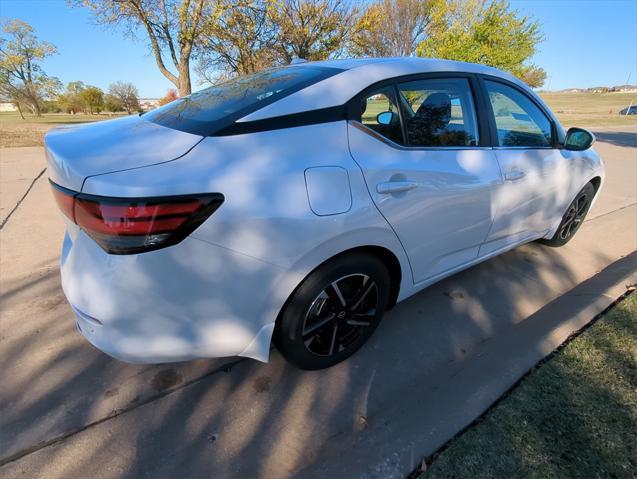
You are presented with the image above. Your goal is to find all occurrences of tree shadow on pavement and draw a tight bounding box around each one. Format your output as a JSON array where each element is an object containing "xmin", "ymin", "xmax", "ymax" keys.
[{"xmin": 1, "ymin": 235, "xmax": 629, "ymax": 479}]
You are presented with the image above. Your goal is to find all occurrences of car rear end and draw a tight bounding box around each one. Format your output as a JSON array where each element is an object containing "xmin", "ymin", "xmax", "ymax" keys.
[{"xmin": 45, "ymin": 65, "xmax": 350, "ymax": 364}]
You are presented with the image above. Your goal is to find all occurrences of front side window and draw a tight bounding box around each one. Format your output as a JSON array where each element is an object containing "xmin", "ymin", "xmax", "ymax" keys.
[
  {"xmin": 398, "ymin": 78, "xmax": 479, "ymax": 147},
  {"xmin": 485, "ymin": 80, "xmax": 552, "ymax": 147},
  {"xmin": 359, "ymin": 87, "xmax": 403, "ymax": 145},
  {"xmin": 144, "ymin": 66, "xmax": 340, "ymax": 135}
]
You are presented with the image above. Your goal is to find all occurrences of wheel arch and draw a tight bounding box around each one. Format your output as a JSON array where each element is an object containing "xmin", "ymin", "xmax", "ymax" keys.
[
  {"xmin": 323, "ymin": 245, "xmax": 402, "ymax": 310},
  {"xmin": 273, "ymin": 244, "xmax": 404, "ymax": 326},
  {"xmin": 589, "ymin": 176, "xmax": 602, "ymax": 193}
]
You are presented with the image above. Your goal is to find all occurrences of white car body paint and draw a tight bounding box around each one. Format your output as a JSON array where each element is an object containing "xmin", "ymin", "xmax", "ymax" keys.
[
  {"xmin": 46, "ymin": 58, "xmax": 605, "ymax": 364},
  {"xmin": 304, "ymin": 166, "xmax": 352, "ymax": 216}
]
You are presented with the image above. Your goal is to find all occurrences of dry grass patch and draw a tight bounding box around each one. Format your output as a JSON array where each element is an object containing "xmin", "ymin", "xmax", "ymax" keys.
[{"xmin": 0, "ymin": 112, "xmax": 125, "ymax": 148}]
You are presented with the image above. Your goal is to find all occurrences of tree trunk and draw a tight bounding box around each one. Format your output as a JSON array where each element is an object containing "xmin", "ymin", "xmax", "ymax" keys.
[
  {"xmin": 32, "ymin": 100, "xmax": 42, "ymax": 117},
  {"xmin": 178, "ymin": 61, "xmax": 192, "ymax": 96},
  {"xmin": 15, "ymin": 103, "xmax": 25, "ymax": 120}
]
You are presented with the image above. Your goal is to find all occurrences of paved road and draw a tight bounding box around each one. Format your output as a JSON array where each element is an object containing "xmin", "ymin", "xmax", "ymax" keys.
[{"xmin": 0, "ymin": 127, "xmax": 636, "ymax": 478}]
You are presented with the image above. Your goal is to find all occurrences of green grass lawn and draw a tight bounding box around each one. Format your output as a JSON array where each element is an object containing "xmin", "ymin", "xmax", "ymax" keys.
[{"xmin": 422, "ymin": 292, "xmax": 637, "ymax": 479}]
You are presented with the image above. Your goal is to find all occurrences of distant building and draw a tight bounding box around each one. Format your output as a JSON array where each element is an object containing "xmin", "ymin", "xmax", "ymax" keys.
[
  {"xmin": 613, "ymin": 84, "xmax": 637, "ymax": 92},
  {"xmin": 138, "ymin": 98, "xmax": 160, "ymax": 110}
]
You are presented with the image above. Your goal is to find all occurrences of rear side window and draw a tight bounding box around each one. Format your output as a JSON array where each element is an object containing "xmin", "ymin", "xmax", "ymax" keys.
[
  {"xmin": 398, "ymin": 78, "xmax": 479, "ymax": 147},
  {"xmin": 359, "ymin": 87, "xmax": 404, "ymax": 145},
  {"xmin": 144, "ymin": 66, "xmax": 340, "ymax": 136},
  {"xmin": 485, "ymin": 80, "xmax": 552, "ymax": 147}
]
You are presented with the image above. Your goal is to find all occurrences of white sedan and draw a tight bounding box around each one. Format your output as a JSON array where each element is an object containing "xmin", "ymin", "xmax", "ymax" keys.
[{"xmin": 46, "ymin": 57, "xmax": 604, "ymax": 370}]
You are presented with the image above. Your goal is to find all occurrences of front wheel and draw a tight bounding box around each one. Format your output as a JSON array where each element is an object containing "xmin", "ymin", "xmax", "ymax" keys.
[
  {"xmin": 274, "ymin": 253, "xmax": 391, "ymax": 370},
  {"xmin": 540, "ymin": 182, "xmax": 595, "ymax": 247}
]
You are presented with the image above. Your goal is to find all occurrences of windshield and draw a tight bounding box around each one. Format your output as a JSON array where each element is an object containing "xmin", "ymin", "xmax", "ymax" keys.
[{"xmin": 143, "ymin": 66, "xmax": 341, "ymax": 136}]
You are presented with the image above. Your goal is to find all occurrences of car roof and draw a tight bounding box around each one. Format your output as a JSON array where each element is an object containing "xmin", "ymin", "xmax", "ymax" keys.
[
  {"xmin": 239, "ymin": 57, "xmax": 530, "ymax": 122},
  {"xmin": 295, "ymin": 57, "xmax": 505, "ymax": 75}
]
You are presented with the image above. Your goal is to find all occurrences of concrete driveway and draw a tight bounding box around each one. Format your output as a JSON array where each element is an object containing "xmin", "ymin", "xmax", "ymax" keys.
[{"xmin": 1, "ymin": 127, "xmax": 636, "ymax": 478}]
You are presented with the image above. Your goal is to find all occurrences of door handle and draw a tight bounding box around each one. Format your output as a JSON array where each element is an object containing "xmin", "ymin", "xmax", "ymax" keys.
[
  {"xmin": 504, "ymin": 170, "xmax": 526, "ymax": 182},
  {"xmin": 376, "ymin": 181, "xmax": 419, "ymax": 194}
]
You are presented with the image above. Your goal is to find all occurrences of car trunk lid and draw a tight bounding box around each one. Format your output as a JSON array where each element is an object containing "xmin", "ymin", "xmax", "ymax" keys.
[{"xmin": 45, "ymin": 115, "xmax": 203, "ymax": 191}]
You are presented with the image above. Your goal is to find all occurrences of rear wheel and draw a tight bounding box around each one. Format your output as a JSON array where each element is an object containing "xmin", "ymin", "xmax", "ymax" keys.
[
  {"xmin": 540, "ymin": 182, "xmax": 595, "ymax": 247},
  {"xmin": 275, "ymin": 253, "xmax": 390, "ymax": 370}
]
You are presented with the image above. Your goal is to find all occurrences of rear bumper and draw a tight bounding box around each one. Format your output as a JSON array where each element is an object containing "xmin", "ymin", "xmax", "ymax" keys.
[{"xmin": 61, "ymin": 231, "xmax": 283, "ymax": 363}]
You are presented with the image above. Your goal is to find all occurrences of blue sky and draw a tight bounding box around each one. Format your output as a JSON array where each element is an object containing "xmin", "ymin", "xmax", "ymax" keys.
[{"xmin": 1, "ymin": 0, "xmax": 636, "ymax": 97}]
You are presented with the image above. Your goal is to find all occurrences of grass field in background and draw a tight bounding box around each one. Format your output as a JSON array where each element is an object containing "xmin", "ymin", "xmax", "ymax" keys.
[
  {"xmin": 422, "ymin": 292, "xmax": 637, "ymax": 479},
  {"xmin": 540, "ymin": 91, "xmax": 637, "ymax": 128},
  {"xmin": 1, "ymin": 91, "xmax": 635, "ymax": 148},
  {"xmin": 0, "ymin": 112, "xmax": 125, "ymax": 148}
]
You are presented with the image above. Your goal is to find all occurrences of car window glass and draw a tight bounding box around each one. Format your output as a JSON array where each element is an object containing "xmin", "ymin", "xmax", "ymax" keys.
[
  {"xmin": 485, "ymin": 80, "xmax": 552, "ymax": 147},
  {"xmin": 359, "ymin": 87, "xmax": 404, "ymax": 145},
  {"xmin": 143, "ymin": 66, "xmax": 340, "ymax": 135},
  {"xmin": 397, "ymin": 78, "xmax": 479, "ymax": 147}
]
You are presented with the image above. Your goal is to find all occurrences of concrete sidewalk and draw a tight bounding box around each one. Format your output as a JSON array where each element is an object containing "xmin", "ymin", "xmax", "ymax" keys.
[{"xmin": 0, "ymin": 128, "xmax": 635, "ymax": 478}]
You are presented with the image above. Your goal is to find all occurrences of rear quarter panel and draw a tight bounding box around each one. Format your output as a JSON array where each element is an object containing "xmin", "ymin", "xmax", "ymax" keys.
[{"xmin": 81, "ymin": 121, "xmax": 412, "ymax": 328}]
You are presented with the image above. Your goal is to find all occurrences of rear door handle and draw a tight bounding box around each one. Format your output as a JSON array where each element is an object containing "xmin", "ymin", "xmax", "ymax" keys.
[
  {"xmin": 504, "ymin": 170, "xmax": 526, "ymax": 182},
  {"xmin": 376, "ymin": 181, "xmax": 419, "ymax": 194}
]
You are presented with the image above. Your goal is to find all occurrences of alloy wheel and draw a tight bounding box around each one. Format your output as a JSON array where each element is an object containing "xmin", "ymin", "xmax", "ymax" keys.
[
  {"xmin": 301, "ymin": 273, "xmax": 379, "ymax": 357},
  {"xmin": 559, "ymin": 192, "xmax": 590, "ymax": 240}
]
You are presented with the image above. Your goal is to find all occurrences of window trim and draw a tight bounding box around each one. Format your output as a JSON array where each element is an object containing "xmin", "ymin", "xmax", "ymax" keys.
[
  {"xmin": 144, "ymin": 65, "xmax": 345, "ymax": 137},
  {"xmin": 358, "ymin": 85, "xmax": 407, "ymax": 145},
  {"xmin": 478, "ymin": 74, "xmax": 558, "ymax": 149},
  {"xmin": 396, "ymin": 76, "xmax": 482, "ymax": 148},
  {"xmin": 346, "ymin": 72, "xmax": 495, "ymax": 150}
]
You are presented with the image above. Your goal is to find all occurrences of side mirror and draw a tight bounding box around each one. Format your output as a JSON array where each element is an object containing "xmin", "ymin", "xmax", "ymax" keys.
[
  {"xmin": 564, "ymin": 127, "xmax": 595, "ymax": 151},
  {"xmin": 377, "ymin": 111, "xmax": 397, "ymax": 125}
]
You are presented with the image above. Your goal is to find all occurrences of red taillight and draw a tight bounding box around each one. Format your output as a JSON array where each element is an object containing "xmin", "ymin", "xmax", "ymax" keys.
[
  {"xmin": 51, "ymin": 183, "xmax": 76, "ymax": 222},
  {"xmin": 50, "ymin": 181, "xmax": 224, "ymax": 254},
  {"xmin": 74, "ymin": 198, "xmax": 203, "ymax": 236}
]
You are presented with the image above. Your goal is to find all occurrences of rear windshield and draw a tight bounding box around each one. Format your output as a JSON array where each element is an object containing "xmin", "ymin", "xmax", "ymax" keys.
[{"xmin": 143, "ymin": 66, "xmax": 341, "ymax": 136}]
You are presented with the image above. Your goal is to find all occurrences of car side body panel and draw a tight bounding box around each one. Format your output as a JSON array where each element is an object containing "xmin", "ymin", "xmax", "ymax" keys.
[
  {"xmin": 347, "ymin": 122, "xmax": 502, "ymax": 283},
  {"xmin": 69, "ymin": 121, "xmax": 412, "ymax": 362}
]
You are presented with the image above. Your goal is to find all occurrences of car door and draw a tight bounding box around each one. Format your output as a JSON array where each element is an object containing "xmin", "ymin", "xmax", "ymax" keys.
[
  {"xmin": 348, "ymin": 75, "xmax": 502, "ymax": 284},
  {"xmin": 479, "ymin": 79, "xmax": 571, "ymax": 256}
]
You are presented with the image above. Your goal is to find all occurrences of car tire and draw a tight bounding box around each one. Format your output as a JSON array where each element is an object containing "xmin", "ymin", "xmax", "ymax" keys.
[
  {"xmin": 540, "ymin": 182, "xmax": 595, "ymax": 247},
  {"xmin": 274, "ymin": 252, "xmax": 391, "ymax": 370}
]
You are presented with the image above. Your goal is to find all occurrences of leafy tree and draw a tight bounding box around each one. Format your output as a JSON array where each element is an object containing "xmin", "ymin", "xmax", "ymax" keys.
[
  {"xmin": 158, "ymin": 88, "xmax": 179, "ymax": 105},
  {"xmin": 0, "ymin": 19, "xmax": 61, "ymax": 118},
  {"xmin": 104, "ymin": 93, "xmax": 124, "ymax": 112},
  {"xmin": 416, "ymin": 0, "xmax": 546, "ymax": 87},
  {"xmin": 108, "ymin": 81, "xmax": 140, "ymax": 113},
  {"xmin": 57, "ymin": 81, "xmax": 87, "ymax": 114},
  {"xmin": 73, "ymin": 0, "xmax": 211, "ymax": 96},
  {"xmin": 79, "ymin": 86, "xmax": 104, "ymax": 114},
  {"xmin": 198, "ymin": 0, "xmax": 277, "ymax": 81},
  {"xmin": 269, "ymin": 0, "xmax": 357, "ymax": 64},
  {"xmin": 199, "ymin": 0, "xmax": 356, "ymax": 80},
  {"xmin": 518, "ymin": 68, "xmax": 547, "ymax": 89},
  {"xmin": 351, "ymin": 0, "xmax": 431, "ymax": 57}
]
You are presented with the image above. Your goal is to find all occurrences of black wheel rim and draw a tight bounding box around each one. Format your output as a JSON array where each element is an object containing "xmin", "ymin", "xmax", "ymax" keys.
[
  {"xmin": 301, "ymin": 274, "xmax": 379, "ymax": 357},
  {"xmin": 559, "ymin": 192, "xmax": 589, "ymax": 240}
]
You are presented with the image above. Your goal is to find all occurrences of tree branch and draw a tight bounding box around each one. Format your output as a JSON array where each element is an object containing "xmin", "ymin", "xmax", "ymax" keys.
[{"xmin": 124, "ymin": 0, "xmax": 179, "ymax": 85}]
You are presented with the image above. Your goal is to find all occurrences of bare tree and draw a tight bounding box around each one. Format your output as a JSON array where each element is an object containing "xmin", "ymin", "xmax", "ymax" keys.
[
  {"xmin": 197, "ymin": 0, "xmax": 277, "ymax": 82},
  {"xmin": 198, "ymin": 0, "xmax": 357, "ymax": 82},
  {"xmin": 0, "ymin": 19, "xmax": 61, "ymax": 117},
  {"xmin": 351, "ymin": 0, "xmax": 431, "ymax": 57},
  {"xmin": 270, "ymin": 0, "xmax": 358, "ymax": 64},
  {"xmin": 108, "ymin": 81, "xmax": 140, "ymax": 113},
  {"xmin": 73, "ymin": 0, "xmax": 210, "ymax": 95}
]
